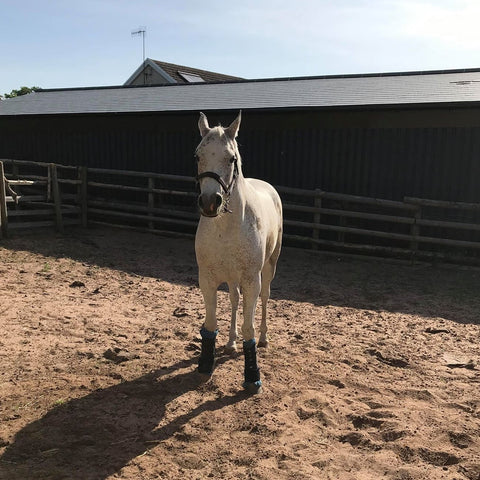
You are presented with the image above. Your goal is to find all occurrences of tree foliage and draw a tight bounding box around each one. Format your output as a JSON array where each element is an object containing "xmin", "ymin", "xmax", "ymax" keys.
[{"xmin": 3, "ymin": 86, "xmax": 40, "ymax": 99}]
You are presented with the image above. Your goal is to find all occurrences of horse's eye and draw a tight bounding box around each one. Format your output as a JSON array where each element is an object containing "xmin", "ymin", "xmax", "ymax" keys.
[
  {"xmin": 195, "ymin": 155, "xmax": 200, "ymax": 163},
  {"xmin": 230, "ymin": 156, "xmax": 236, "ymax": 164}
]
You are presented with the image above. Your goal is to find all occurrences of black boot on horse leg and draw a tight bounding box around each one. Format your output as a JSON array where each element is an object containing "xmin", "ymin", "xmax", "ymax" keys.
[
  {"xmin": 198, "ymin": 326, "xmax": 218, "ymax": 375},
  {"xmin": 243, "ymin": 339, "xmax": 262, "ymax": 394}
]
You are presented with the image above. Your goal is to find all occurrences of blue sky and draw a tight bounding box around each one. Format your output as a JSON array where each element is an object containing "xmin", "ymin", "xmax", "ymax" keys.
[{"xmin": 2, "ymin": 0, "xmax": 480, "ymax": 95}]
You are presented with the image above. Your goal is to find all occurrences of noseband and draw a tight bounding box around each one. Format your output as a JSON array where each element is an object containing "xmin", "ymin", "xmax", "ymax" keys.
[{"xmin": 196, "ymin": 156, "xmax": 239, "ymax": 213}]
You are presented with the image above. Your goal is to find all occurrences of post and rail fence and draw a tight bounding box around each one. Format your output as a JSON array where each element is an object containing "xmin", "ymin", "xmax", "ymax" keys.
[{"xmin": 1, "ymin": 159, "xmax": 480, "ymax": 265}]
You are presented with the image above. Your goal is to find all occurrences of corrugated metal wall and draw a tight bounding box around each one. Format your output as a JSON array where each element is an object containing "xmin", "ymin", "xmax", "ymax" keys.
[
  {"xmin": 240, "ymin": 125, "xmax": 480, "ymax": 202},
  {"xmin": 1, "ymin": 108, "xmax": 480, "ymax": 203}
]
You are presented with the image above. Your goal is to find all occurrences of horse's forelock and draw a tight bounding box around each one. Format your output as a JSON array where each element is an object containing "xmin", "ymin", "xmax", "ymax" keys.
[
  {"xmin": 198, "ymin": 126, "xmax": 242, "ymax": 166},
  {"xmin": 201, "ymin": 127, "xmax": 233, "ymax": 147}
]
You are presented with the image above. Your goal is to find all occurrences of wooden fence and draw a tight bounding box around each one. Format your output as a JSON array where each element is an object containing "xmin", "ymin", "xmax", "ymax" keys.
[
  {"xmin": 1, "ymin": 159, "xmax": 480, "ymax": 264},
  {"xmin": 0, "ymin": 159, "xmax": 81, "ymax": 237}
]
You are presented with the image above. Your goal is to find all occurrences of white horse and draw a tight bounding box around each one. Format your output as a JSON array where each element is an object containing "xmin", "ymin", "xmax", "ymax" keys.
[{"xmin": 194, "ymin": 111, "xmax": 283, "ymax": 393}]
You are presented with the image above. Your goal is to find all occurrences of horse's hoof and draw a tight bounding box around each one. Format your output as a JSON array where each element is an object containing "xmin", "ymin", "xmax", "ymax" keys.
[
  {"xmin": 224, "ymin": 344, "xmax": 237, "ymax": 355},
  {"xmin": 243, "ymin": 380, "xmax": 263, "ymax": 394},
  {"xmin": 257, "ymin": 340, "xmax": 269, "ymax": 348},
  {"xmin": 198, "ymin": 372, "xmax": 213, "ymax": 383},
  {"xmin": 198, "ymin": 358, "xmax": 215, "ymax": 376}
]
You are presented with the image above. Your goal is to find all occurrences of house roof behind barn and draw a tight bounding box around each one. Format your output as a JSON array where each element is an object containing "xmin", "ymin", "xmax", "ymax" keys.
[
  {"xmin": 3, "ymin": 68, "xmax": 480, "ymax": 116},
  {"xmin": 124, "ymin": 58, "xmax": 244, "ymax": 85}
]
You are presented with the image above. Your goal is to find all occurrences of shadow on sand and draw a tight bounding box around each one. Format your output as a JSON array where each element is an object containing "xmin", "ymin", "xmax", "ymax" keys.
[{"xmin": 0, "ymin": 355, "xmax": 245, "ymax": 480}]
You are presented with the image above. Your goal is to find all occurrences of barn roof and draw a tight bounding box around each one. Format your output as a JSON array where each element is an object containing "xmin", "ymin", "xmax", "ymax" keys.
[{"xmin": 3, "ymin": 68, "xmax": 480, "ymax": 116}]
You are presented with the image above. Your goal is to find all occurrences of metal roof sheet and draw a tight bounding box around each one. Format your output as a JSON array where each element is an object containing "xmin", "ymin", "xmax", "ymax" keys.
[{"xmin": 2, "ymin": 69, "xmax": 480, "ymax": 116}]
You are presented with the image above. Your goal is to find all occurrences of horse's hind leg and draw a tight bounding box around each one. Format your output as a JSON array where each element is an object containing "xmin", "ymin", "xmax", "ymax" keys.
[
  {"xmin": 259, "ymin": 249, "xmax": 280, "ymax": 348},
  {"xmin": 225, "ymin": 282, "xmax": 240, "ymax": 353}
]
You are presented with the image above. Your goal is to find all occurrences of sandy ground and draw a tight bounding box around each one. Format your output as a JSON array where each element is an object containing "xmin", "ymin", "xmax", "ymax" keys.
[{"xmin": 0, "ymin": 226, "xmax": 479, "ymax": 480}]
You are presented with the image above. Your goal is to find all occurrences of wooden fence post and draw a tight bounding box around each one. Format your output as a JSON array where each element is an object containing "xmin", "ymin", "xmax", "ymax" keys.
[
  {"xmin": 312, "ymin": 188, "xmax": 322, "ymax": 250},
  {"xmin": 11, "ymin": 161, "xmax": 20, "ymax": 210},
  {"xmin": 78, "ymin": 166, "xmax": 88, "ymax": 227},
  {"xmin": 148, "ymin": 176, "xmax": 155, "ymax": 230},
  {"xmin": 49, "ymin": 163, "xmax": 64, "ymax": 234},
  {"xmin": 0, "ymin": 162, "xmax": 7, "ymax": 238},
  {"xmin": 407, "ymin": 200, "xmax": 421, "ymax": 263},
  {"xmin": 338, "ymin": 201, "xmax": 347, "ymax": 245}
]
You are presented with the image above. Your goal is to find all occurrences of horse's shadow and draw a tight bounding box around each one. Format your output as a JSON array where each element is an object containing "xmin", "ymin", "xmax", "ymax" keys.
[{"xmin": 1, "ymin": 355, "xmax": 244, "ymax": 480}]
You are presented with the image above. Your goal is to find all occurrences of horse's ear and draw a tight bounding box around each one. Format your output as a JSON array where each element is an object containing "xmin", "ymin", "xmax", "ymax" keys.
[
  {"xmin": 225, "ymin": 111, "xmax": 241, "ymax": 140},
  {"xmin": 198, "ymin": 112, "xmax": 210, "ymax": 137}
]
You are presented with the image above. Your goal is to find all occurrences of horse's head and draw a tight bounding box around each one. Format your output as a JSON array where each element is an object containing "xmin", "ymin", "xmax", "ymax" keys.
[{"xmin": 195, "ymin": 112, "xmax": 242, "ymax": 217}]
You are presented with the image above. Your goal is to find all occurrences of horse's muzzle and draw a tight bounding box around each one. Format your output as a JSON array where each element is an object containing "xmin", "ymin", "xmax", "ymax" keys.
[{"xmin": 198, "ymin": 193, "xmax": 223, "ymax": 217}]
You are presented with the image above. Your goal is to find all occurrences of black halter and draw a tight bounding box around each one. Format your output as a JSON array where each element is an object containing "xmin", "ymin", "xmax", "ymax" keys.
[{"xmin": 196, "ymin": 156, "xmax": 239, "ymax": 212}]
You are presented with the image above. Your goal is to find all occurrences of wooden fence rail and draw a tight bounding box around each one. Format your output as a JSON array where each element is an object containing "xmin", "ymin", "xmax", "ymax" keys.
[
  {"xmin": 1, "ymin": 159, "xmax": 480, "ymax": 264},
  {"xmin": 0, "ymin": 159, "xmax": 81, "ymax": 235}
]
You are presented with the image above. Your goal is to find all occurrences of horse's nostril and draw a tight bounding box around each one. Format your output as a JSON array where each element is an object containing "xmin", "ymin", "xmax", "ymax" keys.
[{"xmin": 198, "ymin": 193, "xmax": 221, "ymax": 215}]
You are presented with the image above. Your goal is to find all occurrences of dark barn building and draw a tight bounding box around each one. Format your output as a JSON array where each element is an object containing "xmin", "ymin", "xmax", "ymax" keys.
[{"xmin": 2, "ymin": 68, "xmax": 480, "ymax": 203}]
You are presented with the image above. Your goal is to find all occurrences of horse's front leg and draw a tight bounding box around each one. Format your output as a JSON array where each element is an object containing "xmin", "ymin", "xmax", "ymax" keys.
[
  {"xmin": 198, "ymin": 275, "xmax": 218, "ymax": 376},
  {"xmin": 241, "ymin": 273, "xmax": 262, "ymax": 393},
  {"xmin": 259, "ymin": 254, "xmax": 279, "ymax": 348},
  {"xmin": 225, "ymin": 283, "xmax": 240, "ymax": 353}
]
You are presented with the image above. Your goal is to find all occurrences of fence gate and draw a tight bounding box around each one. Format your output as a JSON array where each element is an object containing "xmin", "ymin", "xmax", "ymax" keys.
[{"xmin": 0, "ymin": 159, "xmax": 82, "ymax": 237}]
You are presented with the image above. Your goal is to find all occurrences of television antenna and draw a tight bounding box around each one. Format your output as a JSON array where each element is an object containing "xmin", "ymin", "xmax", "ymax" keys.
[{"xmin": 131, "ymin": 26, "xmax": 147, "ymax": 84}]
